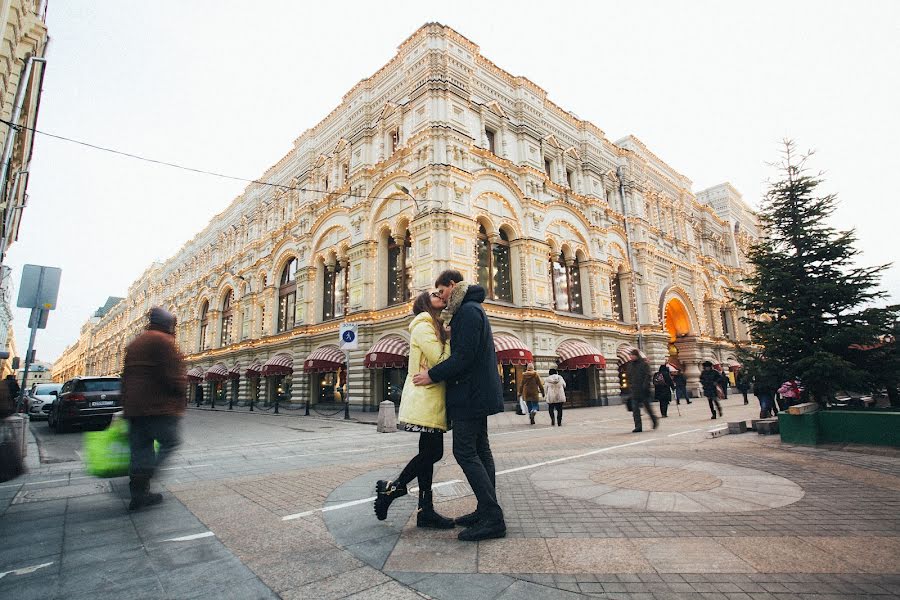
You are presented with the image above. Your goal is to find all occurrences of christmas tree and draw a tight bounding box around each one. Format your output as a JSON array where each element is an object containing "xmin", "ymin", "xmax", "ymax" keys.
[{"xmin": 735, "ymin": 141, "xmax": 899, "ymax": 405}]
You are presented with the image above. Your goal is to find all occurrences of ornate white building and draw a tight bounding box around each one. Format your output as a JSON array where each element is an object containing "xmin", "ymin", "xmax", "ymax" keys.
[{"xmin": 54, "ymin": 23, "xmax": 758, "ymax": 410}]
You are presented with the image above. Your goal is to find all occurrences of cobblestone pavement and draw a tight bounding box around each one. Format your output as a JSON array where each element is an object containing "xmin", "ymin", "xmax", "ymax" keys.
[{"xmin": 2, "ymin": 398, "xmax": 899, "ymax": 599}]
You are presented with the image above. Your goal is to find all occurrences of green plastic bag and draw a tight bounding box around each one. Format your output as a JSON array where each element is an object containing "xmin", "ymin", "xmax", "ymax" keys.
[{"xmin": 83, "ymin": 418, "xmax": 130, "ymax": 478}]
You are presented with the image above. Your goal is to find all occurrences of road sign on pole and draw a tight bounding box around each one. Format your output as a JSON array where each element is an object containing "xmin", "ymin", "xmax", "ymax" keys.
[
  {"xmin": 17, "ymin": 264, "xmax": 61, "ymax": 309},
  {"xmin": 339, "ymin": 323, "xmax": 358, "ymax": 350}
]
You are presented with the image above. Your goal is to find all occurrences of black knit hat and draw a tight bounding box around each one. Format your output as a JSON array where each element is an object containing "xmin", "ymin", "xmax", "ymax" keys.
[{"xmin": 148, "ymin": 307, "xmax": 176, "ymax": 333}]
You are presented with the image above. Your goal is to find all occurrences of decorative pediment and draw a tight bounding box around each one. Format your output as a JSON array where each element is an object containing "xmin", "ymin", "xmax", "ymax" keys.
[
  {"xmin": 333, "ymin": 138, "xmax": 349, "ymax": 154},
  {"xmin": 485, "ymin": 100, "xmax": 506, "ymax": 118},
  {"xmin": 313, "ymin": 154, "xmax": 327, "ymax": 168},
  {"xmin": 378, "ymin": 101, "xmax": 399, "ymax": 121},
  {"xmin": 544, "ymin": 134, "xmax": 563, "ymax": 149},
  {"xmin": 565, "ymin": 146, "xmax": 580, "ymax": 159}
]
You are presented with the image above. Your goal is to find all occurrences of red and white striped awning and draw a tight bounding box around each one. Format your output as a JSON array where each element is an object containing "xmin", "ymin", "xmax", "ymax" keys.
[
  {"xmin": 616, "ymin": 345, "xmax": 640, "ymax": 364},
  {"xmin": 557, "ymin": 340, "xmax": 606, "ymax": 370},
  {"xmin": 364, "ymin": 335, "xmax": 409, "ymax": 369},
  {"xmin": 228, "ymin": 363, "xmax": 242, "ymax": 380},
  {"xmin": 186, "ymin": 367, "xmax": 204, "ymax": 381},
  {"xmin": 304, "ymin": 345, "xmax": 345, "ymax": 373},
  {"xmin": 204, "ymin": 363, "xmax": 230, "ymax": 381},
  {"xmin": 262, "ymin": 353, "xmax": 294, "ymax": 376},
  {"xmin": 494, "ymin": 333, "xmax": 534, "ymax": 366},
  {"xmin": 245, "ymin": 362, "xmax": 262, "ymax": 377}
]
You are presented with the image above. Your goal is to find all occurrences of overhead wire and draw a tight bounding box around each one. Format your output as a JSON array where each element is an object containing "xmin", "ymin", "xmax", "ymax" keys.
[{"xmin": 0, "ymin": 117, "xmax": 409, "ymax": 202}]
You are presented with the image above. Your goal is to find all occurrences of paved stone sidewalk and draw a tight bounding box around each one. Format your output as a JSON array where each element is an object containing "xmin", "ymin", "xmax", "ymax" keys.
[{"xmin": 3, "ymin": 398, "xmax": 899, "ymax": 598}]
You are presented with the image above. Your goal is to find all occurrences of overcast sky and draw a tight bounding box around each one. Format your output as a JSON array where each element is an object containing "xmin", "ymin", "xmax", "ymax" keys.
[{"xmin": 7, "ymin": 0, "xmax": 899, "ymax": 364}]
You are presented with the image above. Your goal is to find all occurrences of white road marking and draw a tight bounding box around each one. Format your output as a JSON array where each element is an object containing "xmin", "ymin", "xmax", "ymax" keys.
[
  {"xmin": 162, "ymin": 531, "xmax": 215, "ymax": 542},
  {"xmin": 707, "ymin": 426, "xmax": 728, "ymax": 432},
  {"xmin": 0, "ymin": 561, "xmax": 54, "ymax": 579},
  {"xmin": 668, "ymin": 428, "xmax": 703, "ymax": 437},
  {"xmin": 159, "ymin": 464, "xmax": 212, "ymax": 471}
]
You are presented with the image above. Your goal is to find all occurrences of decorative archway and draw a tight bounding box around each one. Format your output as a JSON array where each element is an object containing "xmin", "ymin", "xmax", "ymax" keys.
[{"xmin": 664, "ymin": 297, "xmax": 692, "ymax": 342}]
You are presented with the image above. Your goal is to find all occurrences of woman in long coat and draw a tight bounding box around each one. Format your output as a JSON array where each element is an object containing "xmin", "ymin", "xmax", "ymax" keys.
[
  {"xmin": 653, "ymin": 364, "xmax": 675, "ymax": 417},
  {"xmin": 519, "ymin": 364, "xmax": 544, "ymax": 425},
  {"xmin": 374, "ymin": 291, "xmax": 454, "ymax": 529}
]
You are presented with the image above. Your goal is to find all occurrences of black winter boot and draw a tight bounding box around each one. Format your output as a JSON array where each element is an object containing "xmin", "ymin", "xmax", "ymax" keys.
[
  {"xmin": 128, "ymin": 475, "xmax": 163, "ymax": 511},
  {"xmin": 416, "ymin": 490, "xmax": 455, "ymax": 529},
  {"xmin": 374, "ymin": 479, "xmax": 408, "ymax": 520}
]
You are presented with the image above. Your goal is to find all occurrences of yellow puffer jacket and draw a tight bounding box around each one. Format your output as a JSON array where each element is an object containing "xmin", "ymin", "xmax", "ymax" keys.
[{"xmin": 398, "ymin": 312, "xmax": 451, "ymax": 431}]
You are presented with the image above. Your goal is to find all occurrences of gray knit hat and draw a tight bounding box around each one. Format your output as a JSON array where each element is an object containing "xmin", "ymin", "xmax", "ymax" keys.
[{"xmin": 147, "ymin": 307, "xmax": 176, "ymax": 334}]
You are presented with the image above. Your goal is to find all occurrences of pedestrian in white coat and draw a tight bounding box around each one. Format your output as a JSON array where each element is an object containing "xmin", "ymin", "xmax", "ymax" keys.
[{"xmin": 544, "ymin": 368, "xmax": 567, "ymax": 426}]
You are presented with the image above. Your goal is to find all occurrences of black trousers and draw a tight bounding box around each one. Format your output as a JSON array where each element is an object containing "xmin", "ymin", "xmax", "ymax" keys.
[
  {"xmin": 549, "ymin": 403, "xmax": 563, "ymax": 423},
  {"xmin": 128, "ymin": 416, "xmax": 181, "ymax": 478},
  {"xmin": 706, "ymin": 395, "xmax": 723, "ymax": 416},
  {"xmin": 453, "ymin": 417, "xmax": 503, "ymax": 522},
  {"xmin": 632, "ymin": 396, "xmax": 657, "ymax": 430},
  {"xmin": 396, "ymin": 431, "xmax": 444, "ymax": 492}
]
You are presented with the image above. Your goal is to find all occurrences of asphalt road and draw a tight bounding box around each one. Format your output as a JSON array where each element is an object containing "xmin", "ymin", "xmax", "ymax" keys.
[{"xmin": 28, "ymin": 416, "xmax": 97, "ymax": 464}]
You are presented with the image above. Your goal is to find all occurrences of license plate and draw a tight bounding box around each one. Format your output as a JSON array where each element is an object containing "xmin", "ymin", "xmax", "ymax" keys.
[{"xmin": 91, "ymin": 400, "xmax": 115, "ymax": 407}]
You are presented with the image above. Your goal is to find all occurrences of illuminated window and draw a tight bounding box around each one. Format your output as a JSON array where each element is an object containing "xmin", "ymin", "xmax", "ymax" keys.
[
  {"xmin": 199, "ymin": 301, "xmax": 209, "ymax": 351},
  {"xmin": 277, "ymin": 258, "xmax": 298, "ymax": 332},
  {"xmin": 387, "ymin": 231, "xmax": 412, "ymax": 305},
  {"xmin": 477, "ymin": 225, "xmax": 512, "ymax": 302},
  {"xmin": 220, "ymin": 291, "xmax": 233, "ymax": 346}
]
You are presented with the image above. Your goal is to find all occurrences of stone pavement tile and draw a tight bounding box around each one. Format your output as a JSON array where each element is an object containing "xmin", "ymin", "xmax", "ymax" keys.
[
  {"xmin": 634, "ymin": 538, "xmax": 755, "ymax": 573},
  {"xmin": 0, "ymin": 572, "xmax": 59, "ymax": 600},
  {"xmin": 145, "ymin": 536, "xmax": 237, "ymax": 572},
  {"xmin": 546, "ymin": 538, "xmax": 653, "ymax": 573},
  {"xmin": 385, "ymin": 571, "xmax": 433, "ymax": 585},
  {"xmin": 247, "ymin": 547, "xmax": 364, "ymax": 593},
  {"xmin": 181, "ymin": 577, "xmax": 278, "ymax": 600},
  {"xmin": 383, "ymin": 533, "xmax": 477, "ymax": 573},
  {"xmin": 158, "ymin": 556, "xmax": 259, "ymax": 598},
  {"xmin": 280, "ymin": 565, "xmax": 390, "ymax": 600},
  {"xmin": 410, "ymin": 573, "xmax": 516, "ymax": 600},
  {"xmin": 344, "ymin": 580, "xmax": 427, "ymax": 599},
  {"xmin": 477, "ymin": 538, "xmax": 554, "ymax": 573},
  {"xmin": 63, "ymin": 523, "xmax": 141, "ymax": 551},
  {"xmin": 494, "ymin": 579, "xmax": 586, "ymax": 599},
  {"xmin": 718, "ymin": 536, "xmax": 857, "ymax": 574},
  {"xmin": 63, "ymin": 574, "xmax": 168, "ymax": 600},
  {"xmin": 802, "ymin": 536, "xmax": 900, "ymax": 574},
  {"xmin": 345, "ymin": 534, "xmax": 401, "ymax": 569}
]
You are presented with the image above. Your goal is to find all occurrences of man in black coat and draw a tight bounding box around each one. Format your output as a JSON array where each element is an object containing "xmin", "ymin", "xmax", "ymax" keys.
[{"xmin": 413, "ymin": 270, "xmax": 506, "ymax": 541}]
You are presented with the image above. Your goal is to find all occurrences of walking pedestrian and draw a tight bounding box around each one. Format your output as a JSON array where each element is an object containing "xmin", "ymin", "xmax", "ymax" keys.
[
  {"xmin": 736, "ymin": 370, "xmax": 751, "ymax": 405},
  {"xmin": 752, "ymin": 371, "xmax": 778, "ymax": 418},
  {"xmin": 374, "ymin": 291, "xmax": 454, "ymax": 529},
  {"xmin": 5, "ymin": 375, "xmax": 20, "ymax": 411},
  {"xmin": 519, "ymin": 364, "xmax": 544, "ymax": 425},
  {"xmin": 625, "ymin": 349, "xmax": 658, "ymax": 432},
  {"xmin": 195, "ymin": 384, "xmax": 203, "ymax": 407},
  {"xmin": 413, "ymin": 270, "xmax": 506, "ymax": 541},
  {"xmin": 673, "ymin": 370, "xmax": 691, "ymax": 405},
  {"xmin": 121, "ymin": 307, "xmax": 186, "ymax": 510},
  {"xmin": 544, "ymin": 368, "xmax": 566, "ymax": 426},
  {"xmin": 700, "ymin": 361, "xmax": 724, "ymax": 419},
  {"xmin": 653, "ymin": 364, "xmax": 675, "ymax": 417},
  {"xmin": 718, "ymin": 368, "xmax": 730, "ymax": 399}
]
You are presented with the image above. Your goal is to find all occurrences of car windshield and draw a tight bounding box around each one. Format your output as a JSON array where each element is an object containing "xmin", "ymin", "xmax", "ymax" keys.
[
  {"xmin": 80, "ymin": 379, "xmax": 121, "ymax": 392},
  {"xmin": 33, "ymin": 384, "xmax": 61, "ymax": 395}
]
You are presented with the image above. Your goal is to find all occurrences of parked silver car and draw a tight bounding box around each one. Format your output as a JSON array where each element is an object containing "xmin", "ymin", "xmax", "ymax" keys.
[{"xmin": 26, "ymin": 382, "xmax": 62, "ymax": 420}]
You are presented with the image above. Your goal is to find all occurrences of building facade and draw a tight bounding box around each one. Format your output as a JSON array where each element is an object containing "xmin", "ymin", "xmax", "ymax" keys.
[
  {"xmin": 54, "ymin": 24, "xmax": 758, "ymax": 410},
  {"xmin": 0, "ymin": 0, "xmax": 48, "ymax": 375}
]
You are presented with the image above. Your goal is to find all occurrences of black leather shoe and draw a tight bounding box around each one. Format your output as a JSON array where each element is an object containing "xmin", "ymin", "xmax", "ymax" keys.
[
  {"xmin": 631, "ymin": 428, "xmax": 642, "ymax": 433},
  {"xmin": 458, "ymin": 520, "xmax": 506, "ymax": 541},
  {"xmin": 454, "ymin": 511, "xmax": 480, "ymax": 527}
]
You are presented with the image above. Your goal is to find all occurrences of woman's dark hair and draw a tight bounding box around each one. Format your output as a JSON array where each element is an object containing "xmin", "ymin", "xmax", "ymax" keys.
[
  {"xmin": 434, "ymin": 269, "xmax": 463, "ymax": 287},
  {"xmin": 549, "ymin": 368, "xmax": 558, "ymax": 375},
  {"xmin": 702, "ymin": 361, "xmax": 713, "ymax": 368},
  {"xmin": 658, "ymin": 364, "xmax": 668, "ymax": 373},
  {"xmin": 412, "ymin": 291, "xmax": 447, "ymax": 344}
]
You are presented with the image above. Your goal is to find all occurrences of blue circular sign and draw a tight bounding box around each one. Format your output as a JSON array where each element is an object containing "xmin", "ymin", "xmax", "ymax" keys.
[{"xmin": 342, "ymin": 330, "xmax": 356, "ymax": 342}]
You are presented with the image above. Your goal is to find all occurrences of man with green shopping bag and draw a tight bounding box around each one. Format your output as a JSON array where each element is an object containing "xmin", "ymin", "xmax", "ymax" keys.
[{"xmin": 121, "ymin": 307, "xmax": 186, "ymax": 510}]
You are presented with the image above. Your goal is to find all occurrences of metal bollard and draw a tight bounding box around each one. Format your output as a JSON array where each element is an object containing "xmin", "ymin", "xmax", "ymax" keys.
[
  {"xmin": 249, "ymin": 397, "xmax": 254, "ymax": 411},
  {"xmin": 344, "ymin": 398, "xmax": 350, "ymax": 420},
  {"xmin": 228, "ymin": 394, "xmax": 233, "ymax": 410},
  {"xmin": 305, "ymin": 397, "xmax": 310, "ymax": 416},
  {"xmin": 274, "ymin": 395, "xmax": 280, "ymax": 414}
]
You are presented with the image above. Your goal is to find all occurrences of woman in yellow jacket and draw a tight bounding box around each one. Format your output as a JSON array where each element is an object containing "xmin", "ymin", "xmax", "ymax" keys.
[
  {"xmin": 374, "ymin": 291, "xmax": 455, "ymax": 529},
  {"xmin": 519, "ymin": 364, "xmax": 544, "ymax": 425}
]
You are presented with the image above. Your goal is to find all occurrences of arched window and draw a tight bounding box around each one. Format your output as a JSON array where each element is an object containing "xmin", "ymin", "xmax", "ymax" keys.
[
  {"xmin": 277, "ymin": 258, "xmax": 298, "ymax": 332},
  {"xmin": 477, "ymin": 226, "xmax": 513, "ymax": 302},
  {"xmin": 550, "ymin": 252, "xmax": 583, "ymax": 314},
  {"xmin": 611, "ymin": 270, "xmax": 625, "ymax": 321},
  {"xmin": 387, "ymin": 231, "xmax": 412, "ymax": 305},
  {"xmin": 323, "ymin": 261, "xmax": 348, "ymax": 321},
  {"xmin": 199, "ymin": 301, "xmax": 209, "ymax": 351},
  {"xmin": 220, "ymin": 291, "xmax": 233, "ymax": 346}
]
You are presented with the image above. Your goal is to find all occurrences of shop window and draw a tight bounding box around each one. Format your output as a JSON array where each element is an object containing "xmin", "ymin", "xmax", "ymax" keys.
[
  {"xmin": 198, "ymin": 301, "xmax": 209, "ymax": 351},
  {"xmin": 387, "ymin": 231, "xmax": 412, "ymax": 305},
  {"xmin": 323, "ymin": 261, "xmax": 348, "ymax": 321},
  {"xmin": 382, "ymin": 367, "xmax": 407, "ymax": 407},
  {"xmin": 611, "ymin": 272, "xmax": 625, "ymax": 321},
  {"xmin": 550, "ymin": 253, "xmax": 583, "ymax": 313},
  {"xmin": 390, "ymin": 128, "xmax": 400, "ymax": 153},
  {"xmin": 277, "ymin": 258, "xmax": 298, "ymax": 332},
  {"xmin": 477, "ymin": 225, "xmax": 513, "ymax": 302},
  {"xmin": 220, "ymin": 291, "xmax": 233, "ymax": 347}
]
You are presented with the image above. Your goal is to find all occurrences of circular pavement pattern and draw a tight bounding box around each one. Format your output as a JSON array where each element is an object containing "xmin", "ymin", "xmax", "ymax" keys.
[{"xmin": 530, "ymin": 457, "xmax": 804, "ymax": 512}]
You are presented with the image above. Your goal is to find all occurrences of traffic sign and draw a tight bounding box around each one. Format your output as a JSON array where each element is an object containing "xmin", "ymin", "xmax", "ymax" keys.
[
  {"xmin": 17, "ymin": 264, "xmax": 61, "ymax": 309},
  {"xmin": 339, "ymin": 323, "xmax": 358, "ymax": 350}
]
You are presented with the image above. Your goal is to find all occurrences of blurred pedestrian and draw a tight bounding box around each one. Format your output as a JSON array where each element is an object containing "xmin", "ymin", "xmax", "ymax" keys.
[
  {"xmin": 718, "ymin": 368, "xmax": 730, "ymax": 399},
  {"xmin": 653, "ymin": 364, "xmax": 675, "ymax": 417},
  {"xmin": 736, "ymin": 370, "xmax": 751, "ymax": 405},
  {"xmin": 5, "ymin": 375, "xmax": 20, "ymax": 411},
  {"xmin": 122, "ymin": 307, "xmax": 186, "ymax": 510},
  {"xmin": 626, "ymin": 349, "xmax": 658, "ymax": 432},
  {"xmin": 700, "ymin": 361, "xmax": 724, "ymax": 419},
  {"xmin": 544, "ymin": 368, "xmax": 566, "ymax": 426},
  {"xmin": 519, "ymin": 364, "xmax": 544, "ymax": 425},
  {"xmin": 753, "ymin": 372, "xmax": 779, "ymax": 418},
  {"xmin": 375, "ymin": 291, "xmax": 454, "ymax": 529},
  {"xmin": 673, "ymin": 370, "xmax": 691, "ymax": 405}
]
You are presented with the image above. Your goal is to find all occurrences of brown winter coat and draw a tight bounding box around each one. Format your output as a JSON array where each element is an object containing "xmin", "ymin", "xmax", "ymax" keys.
[
  {"xmin": 122, "ymin": 329, "xmax": 187, "ymax": 417},
  {"xmin": 519, "ymin": 370, "xmax": 544, "ymax": 401}
]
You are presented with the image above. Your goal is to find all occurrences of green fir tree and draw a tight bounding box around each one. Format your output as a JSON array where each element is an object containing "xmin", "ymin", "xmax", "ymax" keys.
[{"xmin": 735, "ymin": 140, "xmax": 899, "ymax": 405}]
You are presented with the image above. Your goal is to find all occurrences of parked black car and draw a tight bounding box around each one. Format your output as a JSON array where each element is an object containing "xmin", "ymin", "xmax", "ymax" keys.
[{"xmin": 48, "ymin": 376, "xmax": 122, "ymax": 433}]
